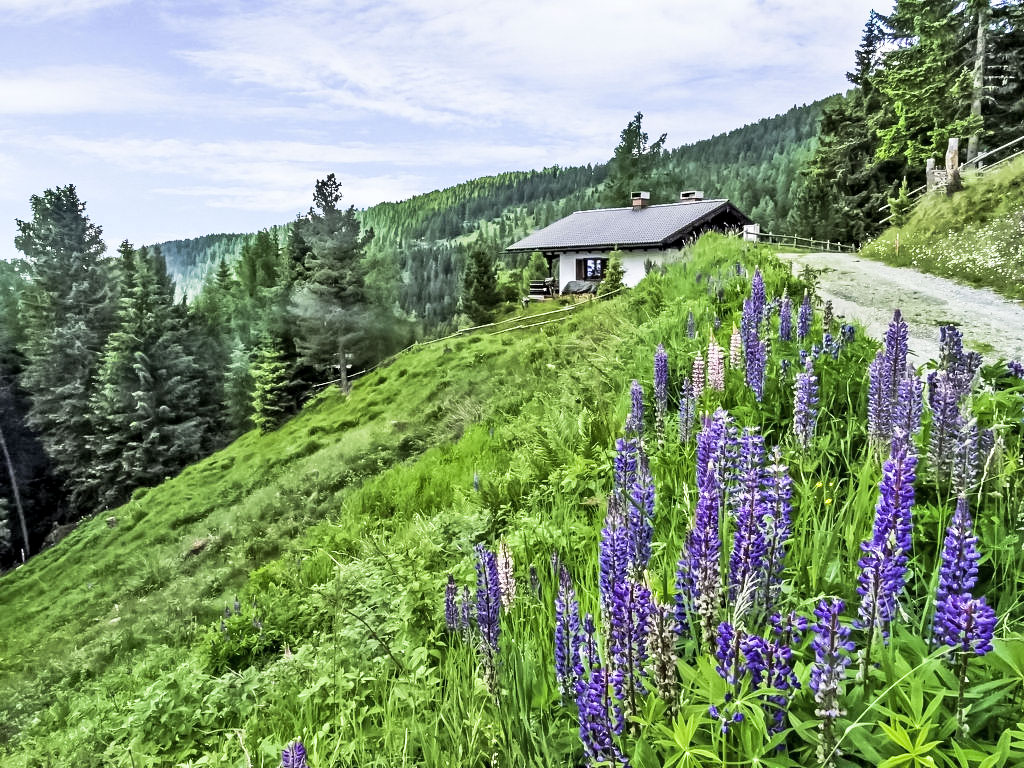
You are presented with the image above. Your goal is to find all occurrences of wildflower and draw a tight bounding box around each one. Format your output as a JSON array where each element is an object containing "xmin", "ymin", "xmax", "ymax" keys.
[
  {"xmin": 281, "ymin": 741, "xmax": 308, "ymax": 768},
  {"xmin": 576, "ymin": 617, "xmax": 627, "ymax": 765},
  {"xmin": 678, "ymin": 377, "xmax": 695, "ymax": 445},
  {"xmin": 892, "ymin": 370, "xmax": 924, "ymax": 452},
  {"xmin": 687, "ymin": 310, "xmax": 696, "ymax": 338},
  {"xmin": 744, "ymin": 330, "xmax": 767, "ymax": 401},
  {"xmin": 779, "ymin": 295, "xmax": 793, "ymax": 342},
  {"xmin": 475, "ymin": 544, "xmax": 502, "ymax": 692},
  {"xmin": 797, "ymin": 291, "xmax": 812, "ymax": 341},
  {"xmin": 496, "ymin": 541, "xmax": 516, "ymax": 610},
  {"xmin": 952, "ymin": 421, "xmax": 981, "ymax": 495},
  {"xmin": 793, "ymin": 357, "xmax": 819, "ymax": 450},
  {"xmin": 855, "ymin": 441, "xmax": 916, "ymax": 675},
  {"xmin": 934, "ymin": 496, "xmax": 981, "ymax": 646},
  {"xmin": 714, "ymin": 621, "xmax": 745, "ymax": 688},
  {"xmin": 938, "ymin": 325, "xmax": 980, "ymax": 399},
  {"xmin": 944, "ymin": 593, "xmax": 997, "ymax": 736},
  {"xmin": 727, "ymin": 429, "xmax": 768, "ymax": 612},
  {"xmin": 729, "ymin": 324, "xmax": 743, "ymax": 368},
  {"xmin": 608, "ymin": 578, "xmax": 653, "ymax": 718},
  {"xmin": 654, "ymin": 344, "xmax": 669, "ymax": 441},
  {"xmin": 707, "ymin": 336, "xmax": 725, "ymax": 391},
  {"xmin": 810, "ymin": 598, "xmax": 854, "ymax": 768},
  {"xmin": 627, "ymin": 454, "xmax": 656, "ymax": 572},
  {"xmin": 742, "ymin": 633, "xmax": 800, "ymax": 737},
  {"xmin": 692, "ymin": 352, "xmax": 706, "ymax": 400},
  {"xmin": 444, "ymin": 573, "xmax": 458, "ymax": 631},
  {"xmin": 554, "ymin": 565, "xmax": 582, "ymax": 697},
  {"xmin": 750, "ymin": 268, "xmax": 766, "ymax": 320},
  {"xmin": 626, "ymin": 379, "xmax": 644, "ymax": 436},
  {"xmin": 841, "ymin": 324, "xmax": 855, "ymax": 345},
  {"xmin": 613, "ymin": 436, "xmax": 639, "ymax": 496},
  {"xmin": 460, "ymin": 586, "xmax": 473, "ymax": 637},
  {"xmin": 823, "ymin": 300, "xmax": 833, "ymax": 330},
  {"xmin": 647, "ymin": 601, "xmax": 679, "ymax": 708},
  {"xmin": 1008, "ymin": 360, "xmax": 1024, "ymax": 379},
  {"xmin": 929, "ymin": 371, "xmax": 964, "ymax": 486},
  {"xmin": 761, "ymin": 449, "xmax": 793, "ymax": 613},
  {"xmin": 599, "ymin": 495, "xmax": 630, "ymax": 613}
]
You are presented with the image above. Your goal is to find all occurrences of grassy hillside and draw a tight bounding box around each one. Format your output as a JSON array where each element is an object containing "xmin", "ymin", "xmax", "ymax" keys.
[
  {"xmin": 862, "ymin": 155, "xmax": 1024, "ymax": 300},
  {"xmin": 4, "ymin": 234, "xmax": 1021, "ymax": 767}
]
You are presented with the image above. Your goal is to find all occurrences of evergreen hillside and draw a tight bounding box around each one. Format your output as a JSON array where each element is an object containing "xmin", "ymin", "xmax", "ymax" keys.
[
  {"xmin": 2, "ymin": 234, "xmax": 1022, "ymax": 767},
  {"xmin": 153, "ymin": 99, "xmax": 828, "ymax": 305},
  {"xmin": 862, "ymin": 154, "xmax": 1024, "ymax": 300}
]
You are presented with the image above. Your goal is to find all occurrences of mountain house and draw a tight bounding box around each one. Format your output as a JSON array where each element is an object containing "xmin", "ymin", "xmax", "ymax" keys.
[{"xmin": 506, "ymin": 191, "xmax": 753, "ymax": 295}]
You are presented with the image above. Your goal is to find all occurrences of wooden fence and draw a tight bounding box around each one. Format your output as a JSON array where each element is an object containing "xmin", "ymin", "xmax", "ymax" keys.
[{"xmin": 747, "ymin": 230, "xmax": 857, "ymax": 253}]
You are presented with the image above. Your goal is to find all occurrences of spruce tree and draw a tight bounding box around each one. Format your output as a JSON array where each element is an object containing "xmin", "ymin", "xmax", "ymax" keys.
[
  {"xmin": 600, "ymin": 112, "xmax": 667, "ymax": 208},
  {"xmin": 87, "ymin": 244, "xmax": 210, "ymax": 508},
  {"xmin": 14, "ymin": 185, "xmax": 115, "ymax": 506},
  {"xmin": 461, "ymin": 245, "xmax": 500, "ymax": 324},
  {"xmin": 250, "ymin": 336, "xmax": 291, "ymax": 433}
]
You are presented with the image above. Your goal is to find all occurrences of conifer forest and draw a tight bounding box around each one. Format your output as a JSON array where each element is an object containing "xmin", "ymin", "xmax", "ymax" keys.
[{"xmin": 1, "ymin": 2, "xmax": 1023, "ymax": 767}]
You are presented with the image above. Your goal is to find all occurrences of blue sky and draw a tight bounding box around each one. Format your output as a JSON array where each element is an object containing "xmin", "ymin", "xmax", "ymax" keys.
[{"xmin": 0, "ymin": 0, "xmax": 879, "ymax": 258}]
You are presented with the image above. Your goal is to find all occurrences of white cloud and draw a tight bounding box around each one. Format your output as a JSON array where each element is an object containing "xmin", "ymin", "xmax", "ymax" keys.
[
  {"xmin": 0, "ymin": 66, "xmax": 173, "ymax": 115},
  {"xmin": 0, "ymin": 0, "xmax": 130, "ymax": 23}
]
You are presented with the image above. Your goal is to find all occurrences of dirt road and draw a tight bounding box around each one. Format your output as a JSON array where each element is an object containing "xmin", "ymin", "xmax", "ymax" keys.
[{"xmin": 777, "ymin": 252, "xmax": 1024, "ymax": 364}]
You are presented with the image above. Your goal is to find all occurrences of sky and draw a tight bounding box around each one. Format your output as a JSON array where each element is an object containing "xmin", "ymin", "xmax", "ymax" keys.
[{"xmin": 0, "ymin": 0, "xmax": 880, "ymax": 258}]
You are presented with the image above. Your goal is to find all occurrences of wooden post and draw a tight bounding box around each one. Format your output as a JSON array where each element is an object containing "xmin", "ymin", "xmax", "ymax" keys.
[
  {"xmin": 946, "ymin": 137, "xmax": 962, "ymax": 194},
  {"xmin": 0, "ymin": 423, "xmax": 29, "ymax": 558},
  {"xmin": 926, "ymin": 158, "xmax": 936, "ymax": 191}
]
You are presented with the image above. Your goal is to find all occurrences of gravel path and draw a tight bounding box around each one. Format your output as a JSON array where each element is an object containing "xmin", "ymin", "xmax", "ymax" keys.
[{"xmin": 776, "ymin": 252, "xmax": 1024, "ymax": 364}]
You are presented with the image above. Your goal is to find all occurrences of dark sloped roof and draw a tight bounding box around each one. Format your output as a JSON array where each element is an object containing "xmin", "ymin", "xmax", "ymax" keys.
[{"xmin": 506, "ymin": 199, "xmax": 751, "ymax": 252}]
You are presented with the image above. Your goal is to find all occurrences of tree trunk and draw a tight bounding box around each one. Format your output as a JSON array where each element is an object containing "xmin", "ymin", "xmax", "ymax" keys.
[
  {"xmin": 967, "ymin": 3, "xmax": 989, "ymax": 162},
  {"xmin": 0, "ymin": 423, "xmax": 30, "ymax": 558}
]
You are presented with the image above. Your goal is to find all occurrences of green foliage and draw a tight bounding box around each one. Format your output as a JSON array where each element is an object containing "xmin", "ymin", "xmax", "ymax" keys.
[
  {"xmin": 600, "ymin": 111, "xmax": 668, "ymax": 208},
  {"xmin": 598, "ymin": 252, "xmax": 626, "ymax": 296},
  {"xmin": 889, "ymin": 177, "xmax": 913, "ymax": 227},
  {"xmin": 1, "ymin": 234, "xmax": 1022, "ymax": 767},
  {"xmin": 250, "ymin": 336, "xmax": 291, "ymax": 434},
  {"xmin": 863, "ymin": 154, "xmax": 1024, "ymax": 299},
  {"xmin": 461, "ymin": 245, "xmax": 501, "ymax": 324}
]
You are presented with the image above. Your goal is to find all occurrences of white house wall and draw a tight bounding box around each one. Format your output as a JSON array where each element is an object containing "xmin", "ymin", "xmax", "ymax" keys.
[{"xmin": 557, "ymin": 249, "xmax": 682, "ymax": 293}]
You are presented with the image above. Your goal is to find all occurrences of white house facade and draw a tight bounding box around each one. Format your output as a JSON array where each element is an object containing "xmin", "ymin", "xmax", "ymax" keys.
[{"xmin": 506, "ymin": 192, "xmax": 753, "ymax": 294}]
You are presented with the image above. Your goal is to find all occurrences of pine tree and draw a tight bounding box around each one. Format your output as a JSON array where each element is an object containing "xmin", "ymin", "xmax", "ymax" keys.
[
  {"xmin": 598, "ymin": 253, "xmax": 626, "ymax": 296},
  {"xmin": 14, "ymin": 185, "xmax": 115, "ymax": 505},
  {"xmin": 250, "ymin": 336, "xmax": 291, "ymax": 433},
  {"xmin": 888, "ymin": 177, "xmax": 913, "ymax": 226},
  {"xmin": 223, "ymin": 340, "xmax": 255, "ymax": 435},
  {"xmin": 292, "ymin": 174, "xmax": 375, "ymax": 380},
  {"xmin": 460, "ymin": 245, "xmax": 500, "ymax": 324},
  {"xmin": 600, "ymin": 112, "xmax": 667, "ymax": 208},
  {"xmin": 86, "ymin": 244, "xmax": 210, "ymax": 508}
]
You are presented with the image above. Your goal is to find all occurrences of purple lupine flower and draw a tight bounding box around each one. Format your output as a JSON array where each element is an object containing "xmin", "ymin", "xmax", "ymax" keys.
[
  {"xmin": 647, "ymin": 601, "xmax": 679, "ymax": 708},
  {"xmin": 855, "ymin": 441, "xmax": 916, "ymax": 674},
  {"xmin": 654, "ymin": 344, "xmax": 669, "ymax": 441},
  {"xmin": 810, "ymin": 598, "xmax": 854, "ymax": 768},
  {"xmin": 823, "ymin": 332, "xmax": 840, "ymax": 359},
  {"xmin": 554, "ymin": 565, "xmax": 582, "ymax": 697},
  {"xmin": 942, "ymin": 594, "xmax": 996, "ymax": 655},
  {"xmin": 281, "ymin": 741, "xmax": 308, "ymax": 768},
  {"xmin": 867, "ymin": 350, "xmax": 891, "ymax": 446},
  {"xmin": 892, "ymin": 370, "xmax": 924, "ymax": 452},
  {"xmin": 761, "ymin": 449, "xmax": 793, "ymax": 613},
  {"xmin": 742, "ymin": 633, "xmax": 800, "ymax": 736},
  {"xmin": 929, "ymin": 371, "xmax": 964, "ymax": 485},
  {"xmin": 952, "ymin": 420, "xmax": 980, "ymax": 495},
  {"xmin": 729, "ymin": 324, "xmax": 743, "ymax": 368},
  {"xmin": 460, "ymin": 586, "xmax": 473, "ymax": 636},
  {"xmin": 714, "ymin": 621, "xmax": 745, "ymax": 688},
  {"xmin": 707, "ymin": 337, "xmax": 725, "ymax": 391},
  {"xmin": 678, "ymin": 377, "xmax": 695, "ymax": 445},
  {"xmin": 750, "ymin": 268, "xmax": 766, "ymax": 320},
  {"xmin": 1008, "ymin": 360, "xmax": 1024, "ymax": 379},
  {"xmin": 692, "ymin": 352, "xmax": 706, "ymax": 400},
  {"xmin": 599, "ymin": 495, "xmax": 630, "ymax": 613},
  {"xmin": 608, "ymin": 578, "xmax": 653, "ymax": 718},
  {"xmin": 884, "ymin": 310, "xmax": 909, "ymax": 385},
  {"xmin": 475, "ymin": 544, "xmax": 502, "ymax": 691},
  {"xmin": 744, "ymin": 331, "xmax": 767, "ymax": 401},
  {"xmin": 841, "ymin": 324, "xmax": 855, "ymax": 345},
  {"xmin": 627, "ymin": 454, "xmax": 656, "ymax": 572},
  {"xmin": 779, "ymin": 295, "xmax": 793, "ymax": 342},
  {"xmin": 444, "ymin": 573, "xmax": 458, "ymax": 631},
  {"xmin": 933, "ymin": 496, "xmax": 981, "ymax": 647},
  {"xmin": 727, "ymin": 429, "xmax": 768, "ymax": 611},
  {"xmin": 793, "ymin": 357, "xmax": 819, "ymax": 450},
  {"xmin": 938, "ymin": 325, "xmax": 980, "ymax": 399},
  {"xmin": 613, "ymin": 437, "xmax": 640, "ymax": 500},
  {"xmin": 576, "ymin": 663, "xmax": 628, "ymax": 766},
  {"xmin": 797, "ymin": 291, "xmax": 812, "ymax": 341},
  {"xmin": 687, "ymin": 310, "xmax": 696, "ymax": 338},
  {"xmin": 770, "ymin": 610, "xmax": 808, "ymax": 646},
  {"xmin": 823, "ymin": 299, "xmax": 834, "ymax": 330},
  {"xmin": 626, "ymin": 379, "xmax": 644, "ymax": 436}
]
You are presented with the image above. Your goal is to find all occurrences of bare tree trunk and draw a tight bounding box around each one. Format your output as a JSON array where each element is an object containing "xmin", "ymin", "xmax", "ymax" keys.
[
  {"xmin": 0, "ymin": 423, "xmax": 30, "ymax": 558},
  {"xmin": 967, "ymin": 2, "xmax": 989, "ymax": 162}
]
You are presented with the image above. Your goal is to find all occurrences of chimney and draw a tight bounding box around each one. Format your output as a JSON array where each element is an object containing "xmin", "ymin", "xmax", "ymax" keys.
[
  {"xmin": 679, "ymin": 190, "xmax": 704, "ymax": 202},
  {"xmin": 630, "ymin": 191, "xmax": 650, "ymax": 209}
]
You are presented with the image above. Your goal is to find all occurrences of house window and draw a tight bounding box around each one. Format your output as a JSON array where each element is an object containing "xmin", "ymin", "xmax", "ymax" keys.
[{"xmin": 576, "ymin": 257, "xmax": 608, "ymax": 280}]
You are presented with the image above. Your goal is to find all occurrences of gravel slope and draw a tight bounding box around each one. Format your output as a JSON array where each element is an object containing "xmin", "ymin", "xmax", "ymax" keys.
[{"xmin": 777, "ymin": 252, "xmax": 1024, "ymax": 364}]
